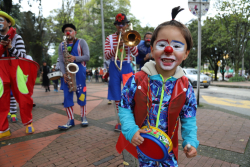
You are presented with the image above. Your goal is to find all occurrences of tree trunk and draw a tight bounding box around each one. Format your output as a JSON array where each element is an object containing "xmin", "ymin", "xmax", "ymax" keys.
[
  {"xmin": 235, "ymin": 60, "xmax": 239, "ymax": 75},
  {"xmin": 214, "ymin": 64, "xmax": 218, "ymax": 81}
]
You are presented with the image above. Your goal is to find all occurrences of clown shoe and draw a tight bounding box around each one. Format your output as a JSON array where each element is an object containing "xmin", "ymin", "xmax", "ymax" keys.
[
  {"xmin": 58, "ymin": 119, "xmax": 75, "ymax": 130},
  {"xmin": 0, "ymin": 129, "xmax": 11, "ymax": 139},
  {"xmin": 81, "ymin": 117, "xmax": 88, "ymax": 127},
  {"xmin": 26, "ymin": 123, "xmax": 35, "ymax": 134}
]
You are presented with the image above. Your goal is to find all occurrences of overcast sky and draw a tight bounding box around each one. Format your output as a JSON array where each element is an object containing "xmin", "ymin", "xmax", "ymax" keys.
[{"xmin": 13, "ymin": 0, "xmax": 216, "ymax": 28}]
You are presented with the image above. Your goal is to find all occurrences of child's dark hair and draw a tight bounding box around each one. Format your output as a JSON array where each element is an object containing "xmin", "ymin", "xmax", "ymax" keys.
[{"xmin": 151, "ymin": 6, "xmax": 193, "ymax": 51}]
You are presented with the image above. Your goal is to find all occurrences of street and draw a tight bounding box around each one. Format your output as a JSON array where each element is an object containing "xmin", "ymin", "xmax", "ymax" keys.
[{"xmin": 199, "ymin": 86, "xmax": 250, "ymax": 116}]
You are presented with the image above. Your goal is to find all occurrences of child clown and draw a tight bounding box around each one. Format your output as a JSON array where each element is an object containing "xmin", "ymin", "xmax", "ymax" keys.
[{"xmin": 116, "ymin": 7, "xmax": 199, "ymax": 166}]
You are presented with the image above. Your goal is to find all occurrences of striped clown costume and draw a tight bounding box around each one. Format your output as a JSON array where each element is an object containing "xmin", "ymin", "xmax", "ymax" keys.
[{"xmin": 104, "ymin": 32, "xmax": 138, "ymax": 131}]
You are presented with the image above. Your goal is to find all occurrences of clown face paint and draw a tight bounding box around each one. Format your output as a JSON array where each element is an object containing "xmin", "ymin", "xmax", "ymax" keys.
[
  {"xmin": 155, "ymin": 39, "xmax": 185, "ymax": 52},
  {"xmin": 0, "ymin": 17, "xmax": 5, "ymax": 30},
  {"xmin": 64, "ymin": 27, "xmax": 76, "ymax": 40},
  {"xmin": 159, "ymin": 55, "xmax": 177, "ymax": 71},
  {"xmin": 152, "ymin": 26, "xmax": 189, "ymax": 76},
  {"xmin": 170, "ymin": 40, "xmax": 185, "ymax": 52}
]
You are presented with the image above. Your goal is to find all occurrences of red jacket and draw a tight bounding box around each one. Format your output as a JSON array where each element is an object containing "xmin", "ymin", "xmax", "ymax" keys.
[{"xmin": 116, "ymin": 71, "xmax": 189, "ymax": 161}]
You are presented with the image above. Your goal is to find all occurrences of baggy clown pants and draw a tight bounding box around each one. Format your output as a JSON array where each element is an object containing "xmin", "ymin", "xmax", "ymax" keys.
[
  {"xmin": 62, "ymin": 62, "xmax": 86, "ymax": 108},
  {"xmin": 0, "ymin": 57, "xmax": 39, "ymax": 133},
  {"xmin": 108, "ymin": 60, "xmax": 133, "ymax": 101}
]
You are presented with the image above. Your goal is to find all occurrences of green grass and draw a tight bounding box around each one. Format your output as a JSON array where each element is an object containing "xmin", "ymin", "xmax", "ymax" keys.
[
  {"xmin": 229, "ymin": 75, "xmax": 246, "ymax": 82},
  {"xmin": 198, "ymin": 104, "xmax": 204, "ymax": 108},
  {"xmin": 35, "ymin": 77, "xmax": 41, "ymax": 84},
  {"xmin": 35, "ymin": 77, "xmax": 60, "ymax": 84}
]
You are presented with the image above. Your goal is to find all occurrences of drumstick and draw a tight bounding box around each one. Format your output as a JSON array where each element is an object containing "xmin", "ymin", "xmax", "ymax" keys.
[{"xmin": 187, "ymin": 144, "xmax": 191, "ymax": 152}]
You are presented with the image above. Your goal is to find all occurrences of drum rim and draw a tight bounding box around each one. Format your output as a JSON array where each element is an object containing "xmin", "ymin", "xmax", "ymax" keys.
[
  {"xmin": 141, "ymin": 125, "xmax": 173, "ymax": 152},
  {"xmin": 0, "ymin": 57, "xmax": 40, "ymax": 70},
  {"xmin": 47, "ymin": 71, "xmax": 62, "ymax": 80},
  {"xmin": 137, "ymin": 133, "xmax": 169, "ymax": 162}
]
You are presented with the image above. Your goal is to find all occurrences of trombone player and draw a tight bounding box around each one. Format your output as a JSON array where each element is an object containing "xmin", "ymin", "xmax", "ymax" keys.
[{"xmin": 104, "ymin": 13, "xmax": 138, "ymax": 131}]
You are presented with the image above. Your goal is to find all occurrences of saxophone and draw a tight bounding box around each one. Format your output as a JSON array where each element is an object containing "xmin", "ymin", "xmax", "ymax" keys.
[{"xmin": 62, "ymin": 36, "xmax": 79, "ymax": 92}]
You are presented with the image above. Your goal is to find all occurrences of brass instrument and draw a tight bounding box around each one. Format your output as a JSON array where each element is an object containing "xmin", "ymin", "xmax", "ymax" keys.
[
  {"xmin": 115, "ymin": 23, "xmax": 141, "ymax": 71},
  {"xmin": 63, "ymin": 36, "xmax": 79, "ymax": 92}
]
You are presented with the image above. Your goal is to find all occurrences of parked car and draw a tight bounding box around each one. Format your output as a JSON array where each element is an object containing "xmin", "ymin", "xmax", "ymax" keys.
[
  {"xmin": 225, "ymin": 73, "xmax": 233, "ymax": 78},
  {"xmin": 183, "ymin": 68, "xmax": 211, "ymax": 88}
]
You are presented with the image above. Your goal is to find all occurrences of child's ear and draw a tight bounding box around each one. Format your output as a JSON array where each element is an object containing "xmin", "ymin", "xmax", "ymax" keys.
[{"xmin": 183, "ymin": 50, "xmax": 190, "ymax": 60}]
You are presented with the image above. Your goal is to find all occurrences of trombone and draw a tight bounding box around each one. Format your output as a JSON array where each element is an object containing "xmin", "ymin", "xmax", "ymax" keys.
[{"xmin": 114, "ymin": 23, "xmax": 141, "ymax": 71}]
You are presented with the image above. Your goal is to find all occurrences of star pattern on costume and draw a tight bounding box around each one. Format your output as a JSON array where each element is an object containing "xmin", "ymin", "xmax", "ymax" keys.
[{"xmin": 77, "ymin": 84, "xmax": 82, "ymax": 94}]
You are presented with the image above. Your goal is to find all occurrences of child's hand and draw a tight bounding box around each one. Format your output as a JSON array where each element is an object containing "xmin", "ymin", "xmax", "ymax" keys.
[
  {"xmin": 183, "ymin": 145, "xmax": 197, "ymax": 158},
  {"xmin": 131, "ymin": 129, "xmax": 148, "ymax": 147}
]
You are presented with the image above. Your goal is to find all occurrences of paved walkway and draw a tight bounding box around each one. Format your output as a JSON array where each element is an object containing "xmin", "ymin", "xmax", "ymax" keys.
[{"xmin": 0, "ymin": 82, "xmax": 249, "ymax": 167}]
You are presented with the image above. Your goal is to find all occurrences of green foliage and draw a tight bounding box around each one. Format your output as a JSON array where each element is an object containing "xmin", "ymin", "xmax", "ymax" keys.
[
  {"xmin": 47, "ymin": 0, "xmax": 154, "ymax": 68},
  {"xmin": 214, "ymin": 0, "xmax": 250, "ymax": 74},
  {"xmin": 0, "ymin": 0, "xmax": 13, "ymax": 13},
  {"xmin": 184, "ymin": 0, "xmax": 250, "ymax": 81},
  {"xmin": 228, "ymin": 75, "xmax": 246, "ymax": 82},
  {"xmin": 183, "ymin": 19, "xmax": 198, "ymax": 68}
]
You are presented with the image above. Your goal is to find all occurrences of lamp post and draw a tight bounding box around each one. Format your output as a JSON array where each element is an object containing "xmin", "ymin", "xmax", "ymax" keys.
[
  {"xmin": 100, "ymin": 0, "xmax": 105, "ymax": 68},
  {"xmin": 188, "ymin": 0, "xmax": 210, "ymax": 105}
]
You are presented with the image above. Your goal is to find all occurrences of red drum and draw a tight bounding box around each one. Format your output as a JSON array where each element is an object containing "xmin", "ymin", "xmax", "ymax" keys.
[
  {"xmin": 137, "ymin": 126, "xmax": 173, "ymax": 162},
  {"xmin": 0, "ymin": 57, "xmax": 39, "ymax": 96},
  {"xmin": 0, "ymin": 57, "xmax": 39, "ymax": 129}
]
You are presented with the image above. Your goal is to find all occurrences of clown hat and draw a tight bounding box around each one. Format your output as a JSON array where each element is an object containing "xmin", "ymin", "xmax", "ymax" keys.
[
  {"xmin": 62, "ymin": 23, "xmax": 76, "ymax": 33},
  {"xmin": 0, "ymin": 11, "xmax": 15, "ymax": 26},
  {"xmin": 114, "ymin": 13, "xmax": 130, "ymax": 25}
]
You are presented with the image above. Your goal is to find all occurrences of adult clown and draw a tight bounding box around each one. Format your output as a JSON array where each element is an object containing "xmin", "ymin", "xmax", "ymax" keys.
[
  {"xmin": 104, "ymin": 13, "xmax": 138, "ymax": 131},
  {"xmin": 58, "ymin": 23, "xmax": 90, "ymax": 130},
  {"xmin": 136, "ymin": 32, "xmax": 153, "ymax": 70},
  {"xmin": 0, "ymin": 11, "xmax": 38, "ymax": 139}
]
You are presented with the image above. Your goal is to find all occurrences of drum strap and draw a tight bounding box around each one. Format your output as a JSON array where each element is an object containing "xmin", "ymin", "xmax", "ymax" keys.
[
  {"xmin": 69, "ymin": 38, "xmax": 78, "ymax": 54},
  {"xmin": 146, "ymin": 76, "xmax": 179, "ymax": 140}
]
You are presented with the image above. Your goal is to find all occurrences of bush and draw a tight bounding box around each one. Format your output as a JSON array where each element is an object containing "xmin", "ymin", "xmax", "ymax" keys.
[{"xmin": 229, "ymin": 75, "xmax": 246, "ymax": 82}]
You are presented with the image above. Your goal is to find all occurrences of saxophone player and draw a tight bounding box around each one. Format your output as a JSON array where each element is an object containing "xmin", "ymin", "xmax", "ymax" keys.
[{"xmin": 58, "ymin": 23, "xmax": 90, "ymax": 130}]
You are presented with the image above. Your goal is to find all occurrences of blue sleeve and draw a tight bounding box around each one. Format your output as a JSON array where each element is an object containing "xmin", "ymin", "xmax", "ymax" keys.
[
  {"xmin": 136, "ymin": 50, "xmax": 144, "ymax": 65},
  {"xmin": 180, "ymin": 117, "xmax": 199, "ymax": 149},
  {"xmin": 119, "ymin": 75, "xmax": 139, "ymax": 142},
  {"xmin": 119, "ymin": 75, "xmax": 137, "ymax": 110},
  {"xmin": 180, "ymin": 82, "xmax": 197, "ymax": 118},
  {"xmin": 179, "ymin": 82, "xmax": 199, "ymax": 149},
  {"xmin": 119, "ymin": 107, "xmax": 140, "ymax": 143},
  {"xmin": 136, "ymin": 43, "xmax": 146, "ymax": 65}
]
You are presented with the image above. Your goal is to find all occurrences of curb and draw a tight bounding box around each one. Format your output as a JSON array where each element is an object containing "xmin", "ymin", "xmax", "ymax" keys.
[{"xmin": 210, "ymin": 84, "xmax": 250, "ymax": 89}]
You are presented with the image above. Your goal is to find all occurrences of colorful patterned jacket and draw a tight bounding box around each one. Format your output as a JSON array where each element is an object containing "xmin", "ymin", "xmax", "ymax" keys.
[{"xmin": 116, "ymin": 61, "xmax": 199, "ymax": 161}]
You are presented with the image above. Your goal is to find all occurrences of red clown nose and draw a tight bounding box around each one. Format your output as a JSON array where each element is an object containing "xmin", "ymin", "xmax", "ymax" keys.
[
  {"xmin": 66, "ymin": 32, "xmax": 70, "ymax": 36},
  {"xmin": 145, "ymin": 39, "xmax": 151, "ymax": 42},
  {"xmin": 164, "ymin": 46, "xmax": 173, "ymax": 53}
]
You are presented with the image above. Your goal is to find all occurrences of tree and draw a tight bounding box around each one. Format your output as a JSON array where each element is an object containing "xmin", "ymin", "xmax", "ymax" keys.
[
  {"xmin": 48, "ymin": 0, "xmax": 154, "ymax": 68},
  {"xmin": 0, "ymin": 0, "xmax": 41, "ymax": 13},
  {"xmin": 215, "ymin": 0, "xmax": 250, "ymax": 74},
  {"xmin": 183, "ymin": 19, "xmax": 198, "ymax": 69}
]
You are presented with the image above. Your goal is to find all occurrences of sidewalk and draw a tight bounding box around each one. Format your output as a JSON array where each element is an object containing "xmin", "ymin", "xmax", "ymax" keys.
[
  {"xmin": 210, "ymin": 81, "xmax": 250, "ymax": 89},
  {"xmin": 0, "ymin": 82, "xmax": 249, "ymax": 167}
]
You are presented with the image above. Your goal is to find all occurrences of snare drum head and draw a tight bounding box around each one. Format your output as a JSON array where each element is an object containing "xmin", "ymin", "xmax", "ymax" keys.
[
  {"xmin": 47, "ymin": 71, "xmax": 62, "ymax": 80},
  {"xmin": 137, "ymin": 126, "xmax": 173, "ymax": 162}
]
